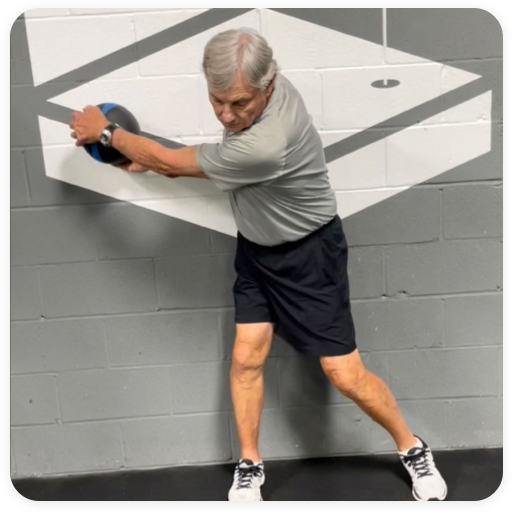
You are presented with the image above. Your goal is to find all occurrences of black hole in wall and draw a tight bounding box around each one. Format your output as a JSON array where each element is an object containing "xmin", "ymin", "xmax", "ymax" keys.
[{"xmin": 371, "ymin": 79, "xmax": 401, "ymax": 89}]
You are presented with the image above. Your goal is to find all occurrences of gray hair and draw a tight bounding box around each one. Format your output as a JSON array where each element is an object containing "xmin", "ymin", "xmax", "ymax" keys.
[{"xmin": 202, "ymin": 28, "xmax": 278, "ymax": 92}]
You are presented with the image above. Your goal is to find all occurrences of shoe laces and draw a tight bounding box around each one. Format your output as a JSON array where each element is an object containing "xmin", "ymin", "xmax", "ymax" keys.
[
  {"xmin": 235, "ymin": 463, "xmax": 264, "ymax": 490},
  {"xmin": 402, "ymin": 447, "xmax": 434, "ymax": 479}
]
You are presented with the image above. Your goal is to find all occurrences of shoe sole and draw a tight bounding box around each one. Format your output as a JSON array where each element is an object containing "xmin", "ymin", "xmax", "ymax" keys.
[
  {"xmin": 228, "ymin": 478, "xmax": 264, "ymax": 501},
  {"xmin": 226, "ymin": 497, "xmax": 264, "ymax": 502},
  {"xmin": 412, "ymin": 483, "xmax": 448, "ymax": 501}
]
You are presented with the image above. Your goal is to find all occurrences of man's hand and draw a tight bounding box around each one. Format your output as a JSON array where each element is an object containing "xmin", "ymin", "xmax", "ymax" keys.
[
  {"xmin": 69, "ymin": 106, "xmax": 109, "ymax": 146},
  {"xmin": 113, "ymin": 161, "xmax": 150, "ymax": 174}
]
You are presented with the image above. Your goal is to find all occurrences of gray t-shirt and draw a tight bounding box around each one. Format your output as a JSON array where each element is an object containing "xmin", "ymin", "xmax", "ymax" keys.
[{"xmin": 195, "ymin": 73, "xmax": 337, "ymax": 246}]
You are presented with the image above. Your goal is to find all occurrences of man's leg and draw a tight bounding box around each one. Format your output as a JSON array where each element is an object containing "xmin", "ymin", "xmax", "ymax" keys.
[
  {"xmin": 231, "ymin": 322, "xmax": 274, "ymax": 462},
  {"xmin": 320, "ymin": 349, "xmax": 416, "ymax": 452},
  {"xmin": 321, "ymin": 348, "xmax": 447, "ymax": 500},
  {"xmin": 228, "ymin": 322, "xmax": 273, "ymax": 501}
]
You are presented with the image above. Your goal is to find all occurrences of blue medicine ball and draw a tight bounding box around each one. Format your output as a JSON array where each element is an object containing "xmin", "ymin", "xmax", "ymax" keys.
[{"xmin": 84, "ymin": 103, "xmax": 140, "ymax": 165}]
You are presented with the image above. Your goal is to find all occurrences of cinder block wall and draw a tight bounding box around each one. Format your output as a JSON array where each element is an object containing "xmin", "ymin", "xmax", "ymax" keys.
[{"xmin": 10, "ymin": 8, "xmax": 502, "ymax": 478}]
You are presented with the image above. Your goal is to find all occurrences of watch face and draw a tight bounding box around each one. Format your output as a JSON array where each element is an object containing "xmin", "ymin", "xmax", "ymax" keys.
[{"xmin": 100, "ymin": 133, "xmax": 109, "ymax": 145}]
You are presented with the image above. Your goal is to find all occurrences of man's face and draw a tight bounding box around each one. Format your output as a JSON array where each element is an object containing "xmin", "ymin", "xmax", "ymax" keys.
[{"xmin": 208, "ymin": 71, "xmax": 274, "ymax": 133}]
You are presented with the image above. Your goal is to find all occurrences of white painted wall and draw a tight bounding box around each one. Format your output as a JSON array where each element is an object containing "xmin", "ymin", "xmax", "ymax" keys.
[{"xmin": 25, "ymin": 8, "xmax": 490, "ymax": 237}]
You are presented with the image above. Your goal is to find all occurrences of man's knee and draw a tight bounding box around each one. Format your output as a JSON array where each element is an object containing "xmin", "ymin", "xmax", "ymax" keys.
[
  {"xmin": 231, "ymin": 323, "xmax": 273, "ymax": 375},
  {"xmin": 320, "ymin": 350, "xmax": 367, "ymax": 396},
  {"xmin": 232, "ymin": 344, "xmax": 266, "ymax": 374}
]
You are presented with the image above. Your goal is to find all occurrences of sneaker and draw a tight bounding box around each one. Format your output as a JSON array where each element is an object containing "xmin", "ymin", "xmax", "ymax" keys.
[
  {"xmin": 228, "ymin": 459, "xmax": 265, "ymax": 501},
  {"xmin": 399, "ymin": 436, "xmax": 448, "ymax": 501}
]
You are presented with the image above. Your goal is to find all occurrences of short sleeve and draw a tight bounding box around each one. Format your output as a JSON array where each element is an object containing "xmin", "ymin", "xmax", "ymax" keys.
[{"xmin": 195, "ymin": 133, "xmax": 284, "ymax": 193}]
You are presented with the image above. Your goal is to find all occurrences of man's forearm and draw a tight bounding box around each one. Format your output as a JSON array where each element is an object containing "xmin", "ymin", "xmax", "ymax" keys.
[{"xmin": 110, "ymin": 129, "xmax": 208, "ymax": 179}]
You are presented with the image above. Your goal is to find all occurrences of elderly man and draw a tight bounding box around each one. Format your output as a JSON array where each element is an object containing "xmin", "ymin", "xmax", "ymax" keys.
[{"xmin": 70, "ymin": 28, "xmax": 447, "ymax": 502}]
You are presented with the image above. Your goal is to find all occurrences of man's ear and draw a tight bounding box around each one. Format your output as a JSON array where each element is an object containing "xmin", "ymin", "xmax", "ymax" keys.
[{"xmin": 265, "ymin": 74, "xmax": 276, "ymax": 97}]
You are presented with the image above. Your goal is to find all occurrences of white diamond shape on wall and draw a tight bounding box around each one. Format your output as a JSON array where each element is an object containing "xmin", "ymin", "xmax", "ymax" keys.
[{"xmin": 26, "ymin": 8, "xmax": 492, "ymax": 237}]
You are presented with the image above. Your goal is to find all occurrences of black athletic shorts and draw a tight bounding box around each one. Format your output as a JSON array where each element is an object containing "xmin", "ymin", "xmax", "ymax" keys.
[{"xmin": 233, "ymin": 214, "xmax": 357, "ymax": 357}]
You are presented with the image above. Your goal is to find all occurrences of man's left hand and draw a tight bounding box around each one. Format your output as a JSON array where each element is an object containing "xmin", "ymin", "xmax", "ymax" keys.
[{"xmin": 69, "ymin": 106, "xmax": 109, "ymax": 146}]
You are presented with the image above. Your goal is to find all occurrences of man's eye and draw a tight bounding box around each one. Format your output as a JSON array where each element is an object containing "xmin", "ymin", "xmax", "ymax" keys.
[{"xmin": 234, "ymin": 101, "xmax": 248, "ymax": 107}]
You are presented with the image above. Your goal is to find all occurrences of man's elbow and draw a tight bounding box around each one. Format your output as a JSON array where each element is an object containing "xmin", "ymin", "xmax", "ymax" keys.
[
  {"xmin": 154, "ymin": 163, "xmax": 207, "ymax": 180},
  {"xmin": 153, "ymin": 163, "xmax": 179, "ymax": 178}
]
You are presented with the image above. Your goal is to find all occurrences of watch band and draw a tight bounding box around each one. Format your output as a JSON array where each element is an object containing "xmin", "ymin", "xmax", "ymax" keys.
[{"xmin": 100, "ymin": 123, "xmax": 120, "ymax": 147}]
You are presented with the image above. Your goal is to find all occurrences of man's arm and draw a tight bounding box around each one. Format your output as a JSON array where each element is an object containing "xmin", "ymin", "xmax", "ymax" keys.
[{"xmin": 110, "ymin": 128, "xmax": 208, "ymax": 179}]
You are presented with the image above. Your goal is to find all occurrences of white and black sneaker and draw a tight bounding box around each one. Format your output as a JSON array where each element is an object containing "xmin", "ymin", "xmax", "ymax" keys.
[
  {"xmin": 399, "ymin": 436, "xmax": 448, "ymax": 501},
  {"xmin": 228, "ymin": 459, "xmax": 265, "ymax": 501}
]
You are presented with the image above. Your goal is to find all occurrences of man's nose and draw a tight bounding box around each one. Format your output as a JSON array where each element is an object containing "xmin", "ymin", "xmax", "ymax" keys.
[{"xmin": 219, "ymin": 105, "xmax": 235, "ymax": 123}]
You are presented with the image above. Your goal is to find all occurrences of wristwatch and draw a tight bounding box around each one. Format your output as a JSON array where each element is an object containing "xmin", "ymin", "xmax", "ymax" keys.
[{"xmin": 99, "ymin": 123, "xmax": 121, "ymax": 147}]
